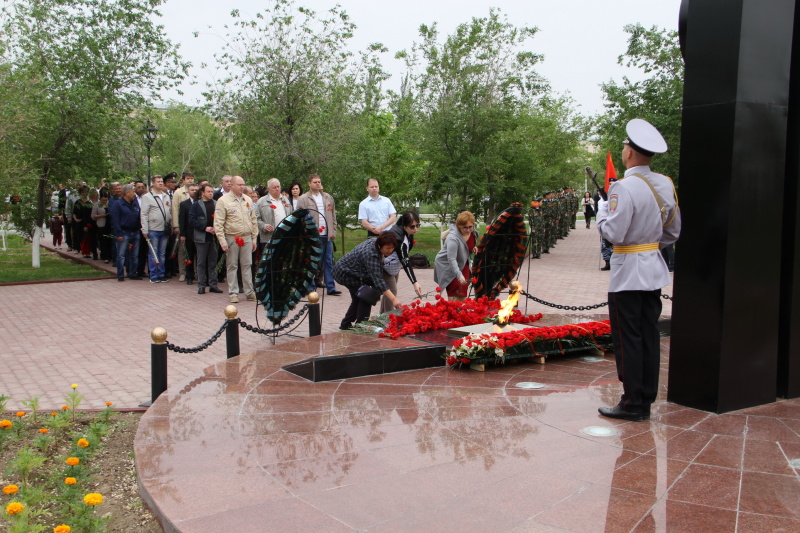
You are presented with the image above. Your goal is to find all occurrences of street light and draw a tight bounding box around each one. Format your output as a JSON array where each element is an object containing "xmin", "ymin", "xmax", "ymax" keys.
[{"xmin": 142, "ymin": 120, "xmax": 158, "ymax": 188}]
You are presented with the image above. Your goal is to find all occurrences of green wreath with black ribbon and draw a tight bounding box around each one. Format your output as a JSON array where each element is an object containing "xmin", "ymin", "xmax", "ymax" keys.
[
  {"xmin": 471, "ymin": 202, "xmax": 529, "ymax": 299},
  {"xmin": 255, "ymin": 209, "xmax": 323, "ymax": 325}
]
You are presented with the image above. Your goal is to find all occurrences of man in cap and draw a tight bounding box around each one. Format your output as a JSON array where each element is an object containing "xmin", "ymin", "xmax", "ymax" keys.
[{"xmin": 596, "ymin": 118, "xmax": 681, "ymax": 421}]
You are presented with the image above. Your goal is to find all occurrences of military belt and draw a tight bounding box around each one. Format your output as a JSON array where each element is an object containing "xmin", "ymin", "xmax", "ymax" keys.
[{"xmin": 613, "ymin": 243, "xmax": 659, "ymax": 254}]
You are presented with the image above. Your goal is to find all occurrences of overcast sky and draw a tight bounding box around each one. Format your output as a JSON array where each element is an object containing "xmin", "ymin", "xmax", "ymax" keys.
[{"xmin": 157, "ymin": 0, "xmax": 682, "ymax": 116}]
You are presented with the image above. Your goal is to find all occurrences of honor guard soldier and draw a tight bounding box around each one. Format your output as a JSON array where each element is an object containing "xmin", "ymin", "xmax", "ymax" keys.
[{"xmin": 596, "ymin": 119, "xmax": 681, "ymax": 421}]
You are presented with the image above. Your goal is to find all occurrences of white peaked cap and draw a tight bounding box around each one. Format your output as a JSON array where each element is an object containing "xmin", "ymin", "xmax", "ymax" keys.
[{"xmin": 626, "ymin": 118, "xmax": 668, "ymax": 154}]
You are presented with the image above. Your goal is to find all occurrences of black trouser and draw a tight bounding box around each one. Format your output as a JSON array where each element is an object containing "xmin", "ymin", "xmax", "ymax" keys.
[
  {"xmin": 341, "ymin": 285, "xmax": 374, "ymax": 329},
  {"xmin": 608, "ymin": 289, "xmax": 662, "ymax": 413},
  {"xmin": 137, "ymin": 234, "xmax": 149, "ymax": 276}
]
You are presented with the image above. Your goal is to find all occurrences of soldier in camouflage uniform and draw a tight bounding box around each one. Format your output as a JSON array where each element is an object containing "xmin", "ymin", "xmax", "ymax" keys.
[
  {"xmin": 528, "ymin": 198, "xmax": 544, "ymax": 258},
  {"xmin": 543, "ymin": 191, "xmax": 557, "ymax": 250},
  {"xmin": 568, "ymin": 187, "xmax": 579, "ymax": 230}
]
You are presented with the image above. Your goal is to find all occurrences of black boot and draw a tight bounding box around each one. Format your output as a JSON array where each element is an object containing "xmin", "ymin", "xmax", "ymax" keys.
[{"xmin": 601, "ymin": 260, "xmax": 610, "ymax": 271}]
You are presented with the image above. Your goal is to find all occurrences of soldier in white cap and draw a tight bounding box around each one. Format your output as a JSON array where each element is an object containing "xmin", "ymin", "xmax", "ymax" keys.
[{"xmin": 595, "ymin": 118, "xmax": 681, "ymax": 421}]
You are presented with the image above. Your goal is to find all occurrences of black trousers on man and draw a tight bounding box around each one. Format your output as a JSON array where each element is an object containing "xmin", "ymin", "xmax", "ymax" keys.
[{"xmin": 607, "ymin": 289, "xmax": 662, "ymax": 414}]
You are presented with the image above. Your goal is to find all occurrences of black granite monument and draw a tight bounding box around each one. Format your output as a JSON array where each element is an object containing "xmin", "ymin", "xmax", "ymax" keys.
[{"xmin": 669, "ymin": 0, "xmax": 800, "ymax": 412}]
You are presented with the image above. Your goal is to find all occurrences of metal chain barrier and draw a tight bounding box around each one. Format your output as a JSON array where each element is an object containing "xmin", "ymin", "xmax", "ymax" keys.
[
  {"xmin": 239, "ymin": 304, "xmax": 309, "ymax": 335},
  {"xmin": 520, "ymin": 290, "xmax": 608, "ymax": 311},
  {"xmin": 167, "ymin": 320, "xmax": 229, "ymax": 354},
  {"xmin": 520, "ymin": 289, "xmax": 673, "ymax": 309}
]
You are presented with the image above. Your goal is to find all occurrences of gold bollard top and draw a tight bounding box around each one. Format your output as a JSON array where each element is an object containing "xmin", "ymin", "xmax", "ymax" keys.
[
  {"xmin": 509, "ymin": 280, "xmax": 521, "ymax": 293},
  {"xmin": 151, "ymin": 327, "xmax": 168, "ymax": 344},
  {"xmin": 308, "ymin": 291, "xmax": 320, "ymax": 305},
  {"xmin": 224, "ymin": 305, "xmax": 238, "ymax": 319}
]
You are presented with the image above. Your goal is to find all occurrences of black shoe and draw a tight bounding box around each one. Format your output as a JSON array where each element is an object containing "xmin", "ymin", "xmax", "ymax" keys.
[
  {"xmin": 209, "ymin": 287, "xmax": 223, "ymax": 293},
  {"xmin": 328, "ymin": 290, "xmax": 342, "ymax": 296},
  {"xmin": 598, "ymin": 405, "xmax": 649, "ymax": 422},
  {"xmin": 129, "ymin": 276, "xmax": 143, "ymax": 280},
  {"xmin": 198, "ymin": 287, "xmax": 205, "ymax": 294},
  {"xmin": 339, "ymin": 324, "xmax": 351, "ymax": 330},
  {"xmin": 601, "ymin": 260, "xmax": 611, "ymax": 271},
  {"xmin": 159, "ymin": 277, "xmax": 170, "ymax": 283},
  {"xmin": 186, "ymin": 278, "xmax": 194, "ymax": 285},
  {"xmin": 118, "ymin": 277, "xmax": 125, "ymax": 282},
  {"xmin": 150, "ymin": 278, "xmax": 159, "ymax": 284}
]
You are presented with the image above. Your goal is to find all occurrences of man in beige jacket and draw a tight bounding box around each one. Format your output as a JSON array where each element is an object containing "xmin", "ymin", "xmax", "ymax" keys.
[{"xmin": 214, "ymin": 176, "xmax": 258, "ymax": 303}]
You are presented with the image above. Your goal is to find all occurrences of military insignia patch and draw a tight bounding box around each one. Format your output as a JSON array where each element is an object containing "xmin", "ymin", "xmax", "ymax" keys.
[{"xmin": 609, "ymin": 194, "xmax": 619, "ymax": 213}]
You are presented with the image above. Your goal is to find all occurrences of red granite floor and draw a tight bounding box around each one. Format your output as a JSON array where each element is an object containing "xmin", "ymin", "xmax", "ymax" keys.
[
  {"xmin": 133, "ymin": 334, "xmax": 800, "ymax": 532},
  {"xmin": 8, "ymin": 224, "xmax": 799, "ymax": 532}
]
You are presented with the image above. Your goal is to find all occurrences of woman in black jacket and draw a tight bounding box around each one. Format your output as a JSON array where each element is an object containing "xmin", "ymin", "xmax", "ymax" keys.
[
  {"xmin": 333, "ymin": 231, "xmax": 402, "ymax": 330},
  {"xmin": 380, "ymin": 210, "xmax": 424, "ymax": 313}
]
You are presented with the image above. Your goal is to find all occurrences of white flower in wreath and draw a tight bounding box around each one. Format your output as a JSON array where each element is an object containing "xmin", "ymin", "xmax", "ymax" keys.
[{"xmin": 495, "ymin": 348, "xmax": 504, "ymax": 357}]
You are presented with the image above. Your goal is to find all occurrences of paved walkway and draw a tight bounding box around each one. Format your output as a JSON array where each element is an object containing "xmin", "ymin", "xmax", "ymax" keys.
[{"xmin": 0, "ymin": 224, "xmax": 669, "ymax": 410}]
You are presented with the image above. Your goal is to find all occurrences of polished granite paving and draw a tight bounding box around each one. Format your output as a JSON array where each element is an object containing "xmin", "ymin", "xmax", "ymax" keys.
[{"xmin": 134, "ymin": 332, "xmax": 800, "ymax": 532}]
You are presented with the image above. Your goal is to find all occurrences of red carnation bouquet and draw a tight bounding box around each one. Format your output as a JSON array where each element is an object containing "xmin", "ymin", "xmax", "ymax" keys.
[{"xmin": 379, "ymin": 296, "xmax": 542, "ymax": 340}]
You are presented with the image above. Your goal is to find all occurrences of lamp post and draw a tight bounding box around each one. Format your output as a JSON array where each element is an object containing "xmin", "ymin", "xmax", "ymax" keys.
[{"xmin": 142, "ymin": 120, "xmax": 158, "ymax": 188}]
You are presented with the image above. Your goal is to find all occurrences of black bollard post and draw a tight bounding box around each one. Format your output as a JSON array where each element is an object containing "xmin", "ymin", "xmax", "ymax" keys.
[
  {"xmin": 308, "ymin": 291, "xmax": 321, "ymax": 337},
  {"xmin": 141, "ymin": 327, "xmax": 169, "ymax": 408},
  {"xmin": 225, "ymin": 305, "xmax": 240, "ymax": 359}
]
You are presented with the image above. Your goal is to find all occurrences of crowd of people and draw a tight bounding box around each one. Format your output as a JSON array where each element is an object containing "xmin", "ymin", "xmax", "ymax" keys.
[{"xmin": 47, "ymin": 172, "xmax": 594, "ymax": 329}]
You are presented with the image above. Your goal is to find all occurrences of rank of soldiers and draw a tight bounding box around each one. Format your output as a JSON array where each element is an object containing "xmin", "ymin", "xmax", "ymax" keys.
[{"xmin": 528, "ymin": 186, "xmax": 580, "ymax": 259}]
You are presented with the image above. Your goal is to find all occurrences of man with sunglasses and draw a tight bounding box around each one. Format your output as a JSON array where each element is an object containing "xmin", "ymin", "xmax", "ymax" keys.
[{"xmin": 596, "ymin": 119, "xmax": 681, "ymax": 422}]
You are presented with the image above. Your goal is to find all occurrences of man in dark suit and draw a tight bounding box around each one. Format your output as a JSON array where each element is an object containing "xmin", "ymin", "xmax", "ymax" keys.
[{"xmin": 178, "ymin": 183, "xmax": 199, "ymax": 284}]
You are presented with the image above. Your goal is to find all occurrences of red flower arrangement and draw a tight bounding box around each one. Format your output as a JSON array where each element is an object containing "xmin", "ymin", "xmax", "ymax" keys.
[
  {"xmin": 234, "ymin": 236, "xmax": 245, "ymax": 247},
  {"xmin": 446, "ymin": 320, "xmax": 612, "ymax": 367},
  {"xmin": 319, "ymin": 226, "xmax": 326, "ymax": 233},
  {"xmin": 379, "ymin": 296, "xmax": 543, "ymax": 340}
]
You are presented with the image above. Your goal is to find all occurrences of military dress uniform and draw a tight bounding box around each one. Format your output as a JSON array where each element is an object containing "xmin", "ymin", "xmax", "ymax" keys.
[{"xmin": 596, "ymin": 119, "xmax": 681, "ymax": 421}]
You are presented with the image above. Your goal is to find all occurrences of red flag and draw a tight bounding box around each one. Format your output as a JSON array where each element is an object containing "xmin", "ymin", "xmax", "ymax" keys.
[{"xmin": 604, "ymin": 150, "xmax": 617, "ymax": 192}]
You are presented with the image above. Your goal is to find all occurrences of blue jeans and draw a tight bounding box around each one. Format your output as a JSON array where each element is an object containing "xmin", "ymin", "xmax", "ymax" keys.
[
  {"xmin": 115, "ymin": 231, "xmax": 140, "ymax": 279},
  {"xmin": 146, "ymin": 230, "xmax": 168, "ymax": 280},
  {"xmin": 318, "ymin": 238, "xmax": 336, "ymax": 293}
]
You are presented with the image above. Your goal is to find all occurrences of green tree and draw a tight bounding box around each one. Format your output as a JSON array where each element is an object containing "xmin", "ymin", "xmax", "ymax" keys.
[
  {"xmin": 597, "ymin": 24, "xmax": 684, "ymax": 182},
  {"xmin": 397, "ymin": 9, "xmax": 549, "ymax": 221},
  {"xmin": 151, "ymin": 103, "xmax": 237, "ymax": 181},
  {"xmin": 0, "ymin": 0, "xmax": 186, "ymax": 263},
  {"xmin": 207, "ymin": 0, "xmax": 363, "ymax": 183}
]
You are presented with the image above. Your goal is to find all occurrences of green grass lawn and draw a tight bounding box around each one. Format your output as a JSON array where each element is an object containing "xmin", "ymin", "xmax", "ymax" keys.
[
  {"xmin": 0, "ymin": 234, "xmax": 113, "ymax": 283},
  {"xmin": 332, "ymin": 224, "xmax": 486, "ymax": 265}
]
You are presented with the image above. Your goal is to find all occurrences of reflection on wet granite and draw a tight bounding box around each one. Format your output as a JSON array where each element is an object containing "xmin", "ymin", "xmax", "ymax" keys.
[{"xmin": 134, "ymin": 331, "xmax": 800, "ymax": 532}]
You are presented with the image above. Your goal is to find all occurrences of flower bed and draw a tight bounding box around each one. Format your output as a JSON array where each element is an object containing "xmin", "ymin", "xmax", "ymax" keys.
[
  {"xmin": 378, "ymin": 293, "xmax": 543, "ymax": 340},
  {"xmin": 446, "ymin": 320, "xmax": 613, "ymax": 368}
]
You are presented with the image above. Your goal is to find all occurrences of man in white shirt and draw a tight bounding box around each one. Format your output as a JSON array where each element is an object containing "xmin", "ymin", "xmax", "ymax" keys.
[{"xmin": 358, "ymin": 178, "xmax": 396, "ymax": 237}]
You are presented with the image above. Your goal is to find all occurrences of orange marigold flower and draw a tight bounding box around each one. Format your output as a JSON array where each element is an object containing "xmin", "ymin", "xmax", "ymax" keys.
[
  {"xmin": 66, "ymin": 457, "xmax": 80, "ymax": 466},
  {"xmin": 61, "ymin": 405, "xmax": 69, "ymax": 410},
  {"xmin": 6, "ymin": 502, "xmax": 24, "ymax": 515},
  {"xmin": 64, "ymin": 477, "xmax": 77, "ymax": 485},
  {"xmin": 54, "ymin": 525, "xmax": 72, "ymax": 533},
  {"xmin": 51, "ymin": 412, "xmax": 58, "ymax": 416},
  {"xmin": 39, "ymin": 428, "xmax": 49, "ymax": 434},
  {"xmin": 15, "ymin": 411, "xmax": 24, "ymax": 418},
  {"xmin": 105, "ymin": 402, "xmax": 112, "ymax": 406},
  {"xmin": 2, "ymin": 484, "xmax": 19, "ymax": 495},
  {"xmin": 83, "ymin": 493, "xmax": 103, "ymax": 506},
  {"xmin": 77, "ymin": 438, "xmax": 89, "ymax": 448},
  {"xmin": 0, "ymin": 420, "xmax": 11, "ymax": 429}
]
